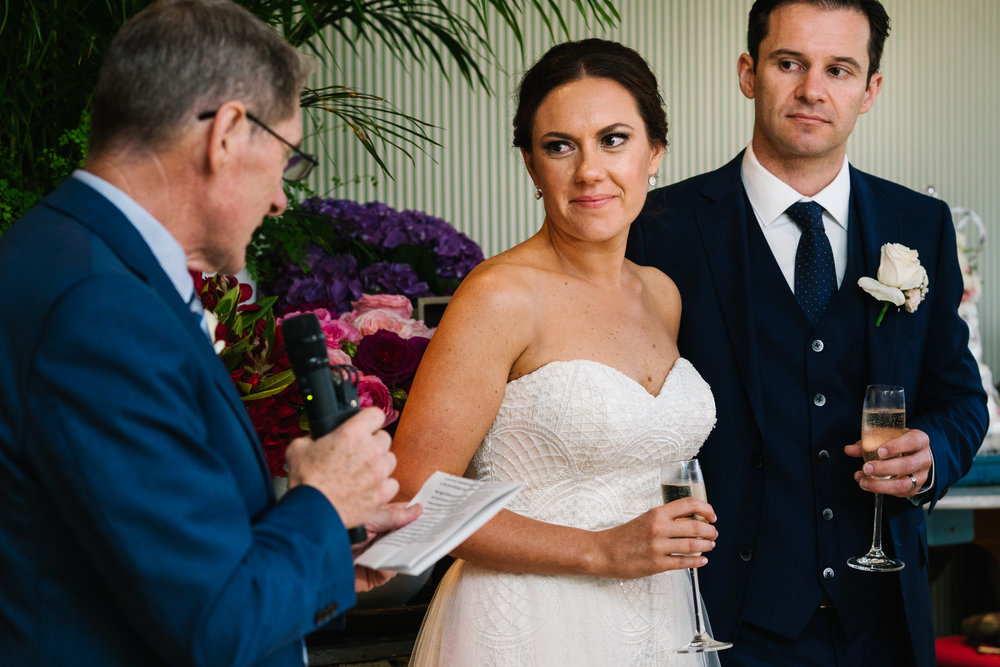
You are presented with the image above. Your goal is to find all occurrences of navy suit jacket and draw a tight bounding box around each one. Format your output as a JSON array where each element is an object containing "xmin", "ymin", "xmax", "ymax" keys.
[
  {"xmin": 627, "ymin": 153, "xmax": 987, "ymax": 665},
  {"xmin": 0, "ymin": 179, "xmax": 356, "ymax": 666}
]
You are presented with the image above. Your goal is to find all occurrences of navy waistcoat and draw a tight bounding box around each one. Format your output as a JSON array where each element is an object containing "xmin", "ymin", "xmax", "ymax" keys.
[{"xmin": 738, "ymin": 197, "xmax": 896, "ymax": 639}]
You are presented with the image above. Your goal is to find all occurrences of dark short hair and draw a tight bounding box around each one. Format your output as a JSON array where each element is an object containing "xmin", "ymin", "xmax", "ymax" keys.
[
  {"xmin": 89, "ymin": 0, "xmax": 311, "ymax": 154},
  {"xmin": 747, "ymin": 0, "xmax": 890, "ymax": 83},
  {"xmin": 512, "ymin": 38, "xmax": 668, "ymax": 151}
]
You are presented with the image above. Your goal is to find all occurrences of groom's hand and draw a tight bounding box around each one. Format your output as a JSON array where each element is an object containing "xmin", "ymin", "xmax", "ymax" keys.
[{"xmin": 844, "ymin": 428, "xmax": 932, "ymax": 498}]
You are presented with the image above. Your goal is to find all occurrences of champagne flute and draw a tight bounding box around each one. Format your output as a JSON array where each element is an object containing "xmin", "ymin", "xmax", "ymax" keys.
[
  {"xmin": 660, "ymin": 458, "xmax": 732, "ymax": 653},
  {"xmin": 847, "ymin": 384, "xmax": 905, "ymax": 572}
]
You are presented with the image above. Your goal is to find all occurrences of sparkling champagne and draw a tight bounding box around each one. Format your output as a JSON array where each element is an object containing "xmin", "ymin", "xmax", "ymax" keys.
[
  {"xmin": 662, "ymin": 482, "xmax": 708, "ymax": 555},
  {"xmin": 862, "ymin": 407, "xmax": 905, "ymax": 479},
  {"xmin": 662, "ymin": 481, "xmax": 708, "ymax": 505}
]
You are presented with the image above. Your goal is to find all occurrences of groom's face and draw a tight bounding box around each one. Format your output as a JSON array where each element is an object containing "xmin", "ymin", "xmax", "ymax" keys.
[{"xmin": 737, "ymin": 2, "xmax": 883, "ymax": 171}]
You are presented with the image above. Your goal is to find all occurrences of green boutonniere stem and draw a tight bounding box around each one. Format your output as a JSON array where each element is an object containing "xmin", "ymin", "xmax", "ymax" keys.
[{"xmin": 875, "ymin": 302, "xmax": 890, "ymax": 327}]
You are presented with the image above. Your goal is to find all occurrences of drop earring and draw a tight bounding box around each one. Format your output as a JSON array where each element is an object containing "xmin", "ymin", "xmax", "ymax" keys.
[
  {"xmin": 648, "ymin": 174, "xmax": 657, "ymax": 187},
  {"xmin": 534, "ymin": 187, "xmax": 543, "ymax": 200}
]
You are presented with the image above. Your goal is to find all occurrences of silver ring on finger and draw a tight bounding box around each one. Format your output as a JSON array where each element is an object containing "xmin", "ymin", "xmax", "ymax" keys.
[{"xmin": 907, "ymin": 473, "xmax": 917, "ymax": 493}]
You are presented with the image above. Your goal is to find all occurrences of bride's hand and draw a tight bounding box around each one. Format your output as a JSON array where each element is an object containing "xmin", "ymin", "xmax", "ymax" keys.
[{"xmin": 593, "ymin": 497, "xmax": 718, "ymax": 579}]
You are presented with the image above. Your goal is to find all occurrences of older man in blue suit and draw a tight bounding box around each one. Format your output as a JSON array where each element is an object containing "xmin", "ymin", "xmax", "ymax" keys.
[
  {"xmin": 627, "ymin": 1, "xmax": 987, "ymax": 665},
  {"xmin": 0, "ymin": 1, "xmax": 417, "ymax": 665}
]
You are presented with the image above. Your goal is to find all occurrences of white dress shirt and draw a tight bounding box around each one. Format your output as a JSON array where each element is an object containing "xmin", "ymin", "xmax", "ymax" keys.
[{"xmin": 740, "ymin": 143, "xmax": 851, "ymax": 293}]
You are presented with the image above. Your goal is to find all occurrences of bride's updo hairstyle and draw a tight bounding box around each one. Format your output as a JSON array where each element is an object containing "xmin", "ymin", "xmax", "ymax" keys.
[{"xmin": 512, "ymin": 38, "xmax": 668, "ymax": 152}]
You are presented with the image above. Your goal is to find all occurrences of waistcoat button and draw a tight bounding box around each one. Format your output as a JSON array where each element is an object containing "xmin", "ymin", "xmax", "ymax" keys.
[
  {"xmin": 813, "ymin": 394, "xmax": 826, "ymax": 406},
  {"xmin": 822, "ymin": 508, "xmax": 834, "ymax": 520},
  {"xmin": 739, "ymin": 546, "xmax": 753, "ymax": 562},
  {"xmin": 811, "ymin": 339, "xmax": 824, "ymax": 352},
  {"xmin": 818, "ymin": 449, "xmax": 830, "ymax": 461},
  {"xmin": 823, "ymin": 567, "xmax": 835, "ymax": 580}
]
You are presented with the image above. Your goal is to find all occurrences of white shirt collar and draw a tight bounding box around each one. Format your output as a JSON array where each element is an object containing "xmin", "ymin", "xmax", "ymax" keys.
[
  {"xmin": 741, "ymin": 142, "xmax": 851, "ymax": 229},
  {"xmin": 72, "ymin": 169, "xmax": 193, "ymax": 303}
]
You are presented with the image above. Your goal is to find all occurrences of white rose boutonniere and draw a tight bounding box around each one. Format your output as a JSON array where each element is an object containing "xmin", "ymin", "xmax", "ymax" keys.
[{"xmin": 857, "ymin": 243, "xmax": 929, "ymax": 327}]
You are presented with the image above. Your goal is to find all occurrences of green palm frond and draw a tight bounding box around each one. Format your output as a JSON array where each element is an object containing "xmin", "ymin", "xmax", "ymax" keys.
[
  {"xmin": 246, "ymin": 0, "xmax": 619, "ymax": 89},
  {"xmin": 301, "ymin": 85, "xmax": 440, "ymax": 175},
  {"xmin": 0, "ymin": 0, "xmax": 620, "ymax": 231},
  {"xmin": 283, "ymin": 0, "xmax": 619, "ymax": 176}
]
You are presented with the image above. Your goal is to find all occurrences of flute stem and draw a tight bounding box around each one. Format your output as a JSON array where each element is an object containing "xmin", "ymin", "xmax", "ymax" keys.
[
  {"xmin": 690, "ymin": 568, "xmax": 707, "ymax": 635},
  {"xmin": 871, "ymin": 493, "xmax": 885, "ymax": 554}
]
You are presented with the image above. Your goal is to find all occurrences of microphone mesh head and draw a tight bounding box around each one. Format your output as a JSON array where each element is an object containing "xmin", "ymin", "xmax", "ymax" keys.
[{"xmin": 282, "ymin": 313, "xmax": 328, "ymax": 373}]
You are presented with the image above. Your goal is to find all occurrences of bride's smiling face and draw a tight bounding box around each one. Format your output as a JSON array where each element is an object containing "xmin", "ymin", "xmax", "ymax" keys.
[{"xmin": 522, "ymin": 76, "xmax": 663, "ymax": 244}]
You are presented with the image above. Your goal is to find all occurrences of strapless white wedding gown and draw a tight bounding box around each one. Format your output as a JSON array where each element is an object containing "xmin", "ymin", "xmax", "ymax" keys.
[{"xmin": 409, "ymin": 358, "xmax": 721, "ymax": 667}]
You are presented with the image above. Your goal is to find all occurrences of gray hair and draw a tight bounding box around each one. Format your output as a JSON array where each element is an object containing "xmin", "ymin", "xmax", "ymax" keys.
[{"xmin": 89, "ymin": 0, "xmax": 311, "ymax": 153}]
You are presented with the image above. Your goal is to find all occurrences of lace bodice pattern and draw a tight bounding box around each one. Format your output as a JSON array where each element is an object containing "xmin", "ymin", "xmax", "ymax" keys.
[{"xmin": 469, "ymin": 358, "xmax": 716, "ymax": 528}]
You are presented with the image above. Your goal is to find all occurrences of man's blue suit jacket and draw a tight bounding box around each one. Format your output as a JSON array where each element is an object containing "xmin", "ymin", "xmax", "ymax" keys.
[
  {"xmin": 627, "ymin": 153, "xmax": 987, "ymax": 666},
  {"xmin": 0, "ymin": 179, "xmax": 357, "ymax": 666}
]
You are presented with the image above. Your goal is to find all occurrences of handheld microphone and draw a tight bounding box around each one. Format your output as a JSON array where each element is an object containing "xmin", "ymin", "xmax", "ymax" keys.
[{"xmin": 282, "ymin": 313, "xmax": 367, "ymax": 544}]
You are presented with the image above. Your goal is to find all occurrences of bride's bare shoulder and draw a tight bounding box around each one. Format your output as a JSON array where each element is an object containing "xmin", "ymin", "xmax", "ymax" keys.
[
  {"xmin": 627, "ymin": 260, "xmax": 682, "ymax": 320},
  {"xmin": 451, "ymin": 244, "xmax": 551, "ymax": 310}
]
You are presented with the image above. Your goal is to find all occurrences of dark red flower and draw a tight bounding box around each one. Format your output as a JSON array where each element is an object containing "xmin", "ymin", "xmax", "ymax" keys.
[
  {"xmin": 353, "ymin": 329, "xmax": 422, "ymax": 387},
  {"xmin": 401, "ymin": 336, "xmax": 431, "ymax": 390},
  {"xmin": 193, "ymin": 271, "xmax": 241, "ymax": 311},
  {"xmin": 245, "ymin": 390, "xmax": 307, "ymax": 477}
]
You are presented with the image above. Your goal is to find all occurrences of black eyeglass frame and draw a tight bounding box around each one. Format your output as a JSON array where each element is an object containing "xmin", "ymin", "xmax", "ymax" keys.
[{"xmin": 197, "ymin": 110, "xmax": 318, "ymax": 182}]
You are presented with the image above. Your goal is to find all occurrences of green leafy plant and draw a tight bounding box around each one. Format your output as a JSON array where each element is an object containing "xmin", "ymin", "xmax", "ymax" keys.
[{"xmin": 0, "ymin": 0, "xmax": 619, "ymax": 233}]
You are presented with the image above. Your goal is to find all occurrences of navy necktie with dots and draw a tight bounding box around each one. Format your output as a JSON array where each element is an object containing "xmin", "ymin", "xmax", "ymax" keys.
[{"xmin": 787, "ymin": 201, "xmax": 836, "ymax": 325}]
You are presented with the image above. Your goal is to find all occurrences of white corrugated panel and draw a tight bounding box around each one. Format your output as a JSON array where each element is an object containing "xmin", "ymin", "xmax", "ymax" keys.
[{"xmin": 305, "ymin": 0, "xmax": 1000, "ymax": 372}]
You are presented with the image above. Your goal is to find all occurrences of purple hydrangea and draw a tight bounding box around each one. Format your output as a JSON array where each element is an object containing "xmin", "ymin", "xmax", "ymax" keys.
[
  {"xmin": 299, "ymin": 198, "xmax": 484, "ymax": 282},
  {"xmin": 268, "ymin": 199, "xmax": 483, "ymax": 314},
  {"xmin": 269, "ymin": 249, "xmax": 363, "ymax": 314},
  {"xmin": 359, "ymin": 262, "xmax": 431, "ymax": 300}
]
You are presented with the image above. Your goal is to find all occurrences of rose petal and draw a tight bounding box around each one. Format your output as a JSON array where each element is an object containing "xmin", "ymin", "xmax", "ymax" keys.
[
  {"xmin": 903, "ymin": 287, "xmax": 925, "ymax": 313},
  {"xmin": 857, "ymin": 277, "xmax": 905, "ymax": 306}
]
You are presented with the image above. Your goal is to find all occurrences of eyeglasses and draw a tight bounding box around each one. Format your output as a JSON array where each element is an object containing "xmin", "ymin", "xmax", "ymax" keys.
[{"xmin": 197, "ymin": 110, "xmax": 318, "ymax": 182}]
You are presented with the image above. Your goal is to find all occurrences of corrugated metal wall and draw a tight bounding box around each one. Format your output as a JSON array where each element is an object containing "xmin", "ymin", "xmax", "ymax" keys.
[{"xmin": 306, "ymin": 0, "xmax": 1000, "ymax": 371}]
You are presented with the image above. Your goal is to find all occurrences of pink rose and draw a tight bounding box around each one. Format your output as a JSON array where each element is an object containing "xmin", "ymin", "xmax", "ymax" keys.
[
  {"xmin": 357, "ymin": 372, "xmax": 399, "ymax": 427},
  {"xmin": 319, "ymin": 316, "xmax": 361, "ymax": 347},
  {"xmin": 328, "ymin": 347, "xmax": 353, "ymax": 366},
  {"xmin": 398, "ymin": 319, "xmax": 435, "ymax": 339},
  {"xmin": 351, "ymin": 294, "xmax": 413, "ymax": 318},
  {"xmin": 282, "ymin": 307, "xmax": 361, "ymax": 348},
  {"xmin": 347, "ymin": 309, "xmax": 412, "ymax": 337},
  {"xmin": 344, "ymin": 308, "xmax": 435, "ymax": 339}
]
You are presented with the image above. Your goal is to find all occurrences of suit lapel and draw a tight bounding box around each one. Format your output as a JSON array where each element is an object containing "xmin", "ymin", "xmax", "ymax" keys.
[
  {"xmin": 850, "ymin": 169, "xmax": 901, "ymax": 385},
  {"xmin": 44, "ymin": 179, "xmax": 272, "ymax": 487},
  {"xmin": 694, "ymin": 154, "xmax": 767, "ymax": 434}
]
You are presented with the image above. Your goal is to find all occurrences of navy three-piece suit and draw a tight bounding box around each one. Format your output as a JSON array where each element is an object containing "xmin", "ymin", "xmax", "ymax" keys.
[
  {"xmin": 0, "ymin": 179, "xmax": 356, "ymax": 666},
  {"xmin": 627, "ymin": 153, "xmax": 987, "ymax": 665}
]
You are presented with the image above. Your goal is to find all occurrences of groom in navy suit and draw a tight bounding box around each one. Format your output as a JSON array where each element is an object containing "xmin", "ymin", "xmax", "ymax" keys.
[
  {"xmin": 628, "ymin": 1, "xmax": 987, "ymax": 665},
  {"xmin": 0, "ymin": 1, "xmax": 417, "ymax": 665}
]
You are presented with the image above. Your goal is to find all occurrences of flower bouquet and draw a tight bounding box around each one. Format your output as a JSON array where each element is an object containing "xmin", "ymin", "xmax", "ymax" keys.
[
  {"xmin": 198, "ymin": 197, "xmax": 482, "ymax": 478},
  {"xmin": 196, "ymin": 275, "xmax": 437, "ymax": 477}
]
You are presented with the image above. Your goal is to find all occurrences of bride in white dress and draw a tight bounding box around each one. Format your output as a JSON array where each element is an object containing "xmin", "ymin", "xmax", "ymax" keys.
[{"xmin": 392, "ymin": 39, "xmax": 722, "ymax": 667}]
